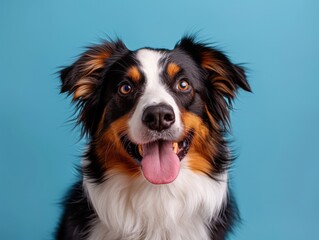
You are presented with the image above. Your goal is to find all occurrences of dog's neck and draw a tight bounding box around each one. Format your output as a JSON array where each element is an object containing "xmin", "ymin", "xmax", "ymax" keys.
[{"xmin": 83, "ymin": 159, "xmax": 228, "ymax": 240}]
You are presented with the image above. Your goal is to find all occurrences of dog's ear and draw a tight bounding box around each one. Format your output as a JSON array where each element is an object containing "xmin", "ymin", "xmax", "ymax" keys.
[
  {"xmin": 176, "ymin": 36, "xmax": 251, "ymax": 128},
  {"xmin": 60, "ymin": 39, "xmax": 128, "ymax": 101},
  {"xmin": 60, "ymin": 39, "xmax": 128, "ymax": 135}
]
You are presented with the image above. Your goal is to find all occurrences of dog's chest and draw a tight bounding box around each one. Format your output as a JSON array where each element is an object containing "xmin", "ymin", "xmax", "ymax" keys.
[{"xmin": 84, "ymin": 167, "xmax": 228, "ymax": 240}]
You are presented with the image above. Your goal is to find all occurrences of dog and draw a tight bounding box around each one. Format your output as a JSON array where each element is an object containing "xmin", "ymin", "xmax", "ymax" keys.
[{"xmin": 55, "ymin": 36, "xmax": 251, "ymax": 240}]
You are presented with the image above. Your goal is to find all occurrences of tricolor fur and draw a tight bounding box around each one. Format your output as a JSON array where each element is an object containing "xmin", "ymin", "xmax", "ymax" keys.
[{"xmin": 55, "ymin": 36, "xmax": 251, "ymax": 240}]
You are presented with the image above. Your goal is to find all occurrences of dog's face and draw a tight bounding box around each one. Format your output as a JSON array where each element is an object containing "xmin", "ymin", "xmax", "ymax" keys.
[{"xmin": 60, "ymin": 37, "xmax": 250, "ymax": 184}]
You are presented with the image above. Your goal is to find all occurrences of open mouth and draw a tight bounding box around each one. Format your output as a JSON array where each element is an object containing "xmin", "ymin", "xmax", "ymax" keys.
[
  {"xmin": 122, "ymin": 131, "xmax": 194, "ymax": 163},
  {"xmin": 121, "ymin": 131, "xmax": 194, "ymax": 184}
]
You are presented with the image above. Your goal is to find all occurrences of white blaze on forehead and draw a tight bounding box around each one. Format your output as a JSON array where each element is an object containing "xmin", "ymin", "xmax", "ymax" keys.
[
  {"xmin": 128, "ymin": 49, "xmax": 182, "ymax": 143},
  {"xmin": 136, "ymin": 49, "xmax": 174, "ymax": 105}
]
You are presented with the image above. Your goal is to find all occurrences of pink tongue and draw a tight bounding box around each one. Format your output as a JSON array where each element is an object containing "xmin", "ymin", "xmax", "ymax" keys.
[{"xmin": 141, "ymin": 141, "xmax": 180, "ymax": 184}]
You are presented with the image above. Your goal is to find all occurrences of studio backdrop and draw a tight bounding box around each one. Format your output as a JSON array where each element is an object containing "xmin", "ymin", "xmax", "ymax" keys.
[{"xmin": 1, "ymin": 0, "xmax": 318, "ymax": 239}]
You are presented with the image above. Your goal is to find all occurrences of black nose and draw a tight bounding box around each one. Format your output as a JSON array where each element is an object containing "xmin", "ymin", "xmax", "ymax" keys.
[{"xmin": 142, "ymin": 104, "xmax": 175, "ymax": 131}]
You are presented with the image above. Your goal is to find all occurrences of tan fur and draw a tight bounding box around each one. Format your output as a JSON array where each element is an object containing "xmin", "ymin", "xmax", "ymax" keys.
[{"xmin": 167, "ymin": 62, "xmax": 181, "ymax": 79}]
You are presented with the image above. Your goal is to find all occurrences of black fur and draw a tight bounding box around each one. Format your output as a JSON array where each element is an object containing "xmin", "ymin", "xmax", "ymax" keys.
[
  {"xmin": 55, "ymin": 182, "xmax": 96, "ymax": 240},
  {"xmin": 56, "ymin": 36, "xmax": 250, "ymax": 239}
]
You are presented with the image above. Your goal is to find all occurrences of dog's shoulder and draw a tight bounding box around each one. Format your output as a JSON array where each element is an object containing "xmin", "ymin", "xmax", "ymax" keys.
[{"xmin": 55, "ymin": 181, "xmax": 95, "ymax": 240}]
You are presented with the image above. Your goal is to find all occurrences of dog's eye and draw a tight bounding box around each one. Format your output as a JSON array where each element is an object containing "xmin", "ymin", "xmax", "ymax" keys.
[
  {"xmin": 177, "ymin": 80, "xmax": 191, "ymax": 92},
  {"xmin": 118, "ymin": 84, "xmax": 133, "ymax": 95}
]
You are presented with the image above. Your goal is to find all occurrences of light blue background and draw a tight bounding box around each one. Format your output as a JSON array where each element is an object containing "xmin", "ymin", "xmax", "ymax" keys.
[{"xmin": 1, "ymin": 0, "xmax": 318, "ymax": 239}]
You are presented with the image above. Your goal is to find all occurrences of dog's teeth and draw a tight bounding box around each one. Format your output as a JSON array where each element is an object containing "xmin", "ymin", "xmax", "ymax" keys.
[
  {"xmin": 138, "ymin": 145, "xmax": 143, "ymax": 157},
  {"xmin": 173, "ymin": 142, "xmax": 178, "ymax": 154}
]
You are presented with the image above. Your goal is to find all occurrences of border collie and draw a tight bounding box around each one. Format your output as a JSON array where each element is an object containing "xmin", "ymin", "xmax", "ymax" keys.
[{"xmin": 55, "ymin": 36, "xmax": 251, "ymax": 240}]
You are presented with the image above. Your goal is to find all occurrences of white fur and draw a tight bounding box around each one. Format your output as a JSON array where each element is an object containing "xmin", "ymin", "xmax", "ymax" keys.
[
  {"xmin": 84, "ymin": 160, "xmax": 228, "ymax": 240},
  {"xmin": 84, "ymin": 49, "xmax": 228, "ymax": 239},
  {"xmin": 128, "ymin": 49, "xmax": 183, "ymax": 144}
]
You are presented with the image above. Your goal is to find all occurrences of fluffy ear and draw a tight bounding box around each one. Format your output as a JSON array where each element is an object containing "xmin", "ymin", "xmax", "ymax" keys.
[
  {"xmin": 60, "ymin": 39, "xmax": 128, "ymax": 101},
  {"xmin": 176, "ymin": 36, "xmax": 251, "ymax": 128},
  {"xmin": 60, "ymin": 39, "xmax": 128, "ymax": 135}
]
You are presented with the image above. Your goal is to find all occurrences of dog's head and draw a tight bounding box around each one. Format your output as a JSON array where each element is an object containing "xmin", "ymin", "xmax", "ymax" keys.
[{"xmin": 60, "ymin": 36, "xmax": 251, "ymax": 184}]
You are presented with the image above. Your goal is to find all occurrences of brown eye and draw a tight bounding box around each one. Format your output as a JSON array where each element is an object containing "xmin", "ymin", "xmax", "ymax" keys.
[
  {"xmin": 177, "ymin": 80, "xmax": 191, "ymax": 92},
  {"xmin": 119, "ymin": 84, "xmax": 132, "ymax": 95}
]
